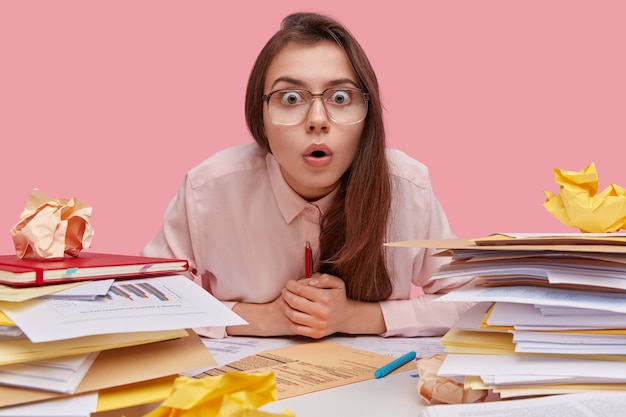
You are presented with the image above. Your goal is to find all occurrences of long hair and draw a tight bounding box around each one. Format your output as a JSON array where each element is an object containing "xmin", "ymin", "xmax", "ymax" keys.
[{"xmin": 245, "ymin": 12, "xmax": 392, "ymax": 302}]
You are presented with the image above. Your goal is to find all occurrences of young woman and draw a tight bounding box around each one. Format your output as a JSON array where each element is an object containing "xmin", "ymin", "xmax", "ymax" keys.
[{"xmin": 142, "ymin": 12, "xmax": 474, "ymax": 339}]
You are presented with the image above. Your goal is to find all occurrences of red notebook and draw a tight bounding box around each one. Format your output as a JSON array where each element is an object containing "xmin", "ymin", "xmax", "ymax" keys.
[{"xmin": 0, "ymin": 253, "xmax": 189, "ymax": 287}]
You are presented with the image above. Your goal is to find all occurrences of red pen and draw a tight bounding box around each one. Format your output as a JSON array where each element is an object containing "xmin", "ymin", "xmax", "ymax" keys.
[{"xmin": 305, "ymin": 241, "xmax": 313, "ymax": 278}]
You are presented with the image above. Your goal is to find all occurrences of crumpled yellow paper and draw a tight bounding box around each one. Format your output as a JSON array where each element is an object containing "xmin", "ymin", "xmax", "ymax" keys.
[
  {"xmin": 543, "ymin": 163, "xmax": 626, "ymax": 233},
  {"xmin": 10, "ymin": 188, "xmax": 94, "ymax": 259},
  {"xmin": 142, "ymin": 372, "xmax": 294, "ymax": 417},
  {"xmin": 416, "ymin": 354, "xmax": 488, "ymax": 405}
]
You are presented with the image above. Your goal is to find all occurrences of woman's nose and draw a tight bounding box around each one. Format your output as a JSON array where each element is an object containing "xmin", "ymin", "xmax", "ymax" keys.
[{"xmin": 305, "ymin": 99, "xmax": 330, "ymax": 130}]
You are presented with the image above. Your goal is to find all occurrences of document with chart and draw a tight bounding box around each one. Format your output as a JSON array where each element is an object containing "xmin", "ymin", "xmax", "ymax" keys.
[{"xmin": 0, "ymin": 274, "xmax": 246, "ymax": 342}]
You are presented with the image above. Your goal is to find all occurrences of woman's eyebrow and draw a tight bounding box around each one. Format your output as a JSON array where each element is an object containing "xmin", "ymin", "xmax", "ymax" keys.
[
  {"xmin": 269, "ymin": 76, "xmax": 359, "ymax": 90},
  {"xmin": 269, "ymin": 76, "xmax": 304, "ymax": 90},
  {"xmin": 326, "ymin": 78, "xmax": 359, "ymax": 88}
]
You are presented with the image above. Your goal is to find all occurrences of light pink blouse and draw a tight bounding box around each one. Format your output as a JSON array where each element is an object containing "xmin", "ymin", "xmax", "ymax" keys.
[{"xmin": 142, "ymin": 143, "xmax": 474, "ymax": 338}]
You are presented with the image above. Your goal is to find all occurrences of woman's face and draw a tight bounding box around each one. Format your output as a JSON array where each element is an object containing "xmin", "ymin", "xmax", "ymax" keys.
[{"xmin": 263, "ymin": 41, "xmax": 365, "ymax": 201}]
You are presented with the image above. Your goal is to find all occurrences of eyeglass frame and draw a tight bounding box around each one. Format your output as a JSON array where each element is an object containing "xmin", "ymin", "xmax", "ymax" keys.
[{"xmin": 261, "ymin": 87, "xmax": 371, "ymax": 125}]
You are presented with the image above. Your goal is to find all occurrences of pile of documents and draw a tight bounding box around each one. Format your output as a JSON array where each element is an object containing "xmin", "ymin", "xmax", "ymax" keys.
[
  {"xmin": 390, "ymin": 233, "xmax": 626, "ymax": 399},
  {"xmin": 0, "ymin": 273, "xmax": 246, "ymax": 413}
]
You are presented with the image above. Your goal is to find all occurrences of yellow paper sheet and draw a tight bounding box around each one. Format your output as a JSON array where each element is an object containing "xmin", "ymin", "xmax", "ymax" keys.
[
  {"xmin": 0, "ymin": 328, "xmax": 189, "ymax": 365},
  {"xmin": 96, "ymin": 375, "xmax": 178, "ymax": 412},
  {"xmin": 480, "ymin": 303, "xmax": 626, "ymax": 335},
  {"xmin": 473, "ymin": 233, "xmax": 626, "ymax": 246},
  {"xmin": 492, "ymin": 382, "xmax": 626, "ymax": 399},
  {"xmin": 195, "ymin": 340, "xmax": 416, "ymax": 400},
  {"xmin": 441, "ymin": 327, "xmax": 626, "ymax": 362},
  {"xmin": 0, "ymin": 330, "xmax": 215, "ymax": 409},
  {"xmin": 385, "ymin": 238, "xmax": 626, "ymax": 254},
  {"xmin": 543, "ymin": 163, "xmax": 626, "ymax": 233},
  {"xmin": 0, "ymin": 281, "xmax": 86, "ymax": 302},
  {"xmin": 465, "ymin": 375, "xmax": 626, "ymax": 400},
  {"xmin": 441, "ymin": 328, "xmax": 516, "ymax": 354},
  {"xmin": 144, "ymin": 372, "xmax": 294, "ymax": 417},
  {"xmin": 0, "ymin": 310, "xmax": 14, "ymax": 325}
]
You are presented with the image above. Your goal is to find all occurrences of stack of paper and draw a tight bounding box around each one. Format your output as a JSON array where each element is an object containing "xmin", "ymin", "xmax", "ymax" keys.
[
  {"xmin": 0, "ymin": 273, "xmax": 247, "ymax": 412},
  {"xmin": 387, "ymin": 233, "xmax": 626, "ymax": 399},
  {"xmin": 0, "ymin": 352, "xmax": 99, "ymax": 394}
]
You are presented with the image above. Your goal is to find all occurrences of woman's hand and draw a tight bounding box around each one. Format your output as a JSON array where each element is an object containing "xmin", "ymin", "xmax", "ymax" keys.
[
  {"xmin": 228, "ymin": 292, "xmax": 297, "ymax": 337},
  {"xmin": 281, "ymin": 273, "xmax": 386, "ymax": 338}
]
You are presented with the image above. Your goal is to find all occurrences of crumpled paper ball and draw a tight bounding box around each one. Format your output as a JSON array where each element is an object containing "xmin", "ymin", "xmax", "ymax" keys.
[
  {"xmin": 10, "ymin": 188, "xmax": 94, "ymax": 260},
  {"xmin": 543, "ymin": 163, "xmax": 626, "ymax": 233},
  {"xmin": 416, "ymin": 353, "xmax": 488, "ymax": 405},
  {"xmin": 143, "ymin": 372, "xmax": 294, "ymax": 417}
]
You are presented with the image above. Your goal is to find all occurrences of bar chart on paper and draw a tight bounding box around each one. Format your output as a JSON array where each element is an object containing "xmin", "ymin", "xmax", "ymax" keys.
[
  {"xmin": 107, "ymin": 282, "xmax": 171, "ymax": 302},
  {"xmin": 0, "ymin": 275, "xmax": 247, "ymax": 342},
  {"xmin": 45, "ymin": 278, "xmax": 191, "ymax": 318}
]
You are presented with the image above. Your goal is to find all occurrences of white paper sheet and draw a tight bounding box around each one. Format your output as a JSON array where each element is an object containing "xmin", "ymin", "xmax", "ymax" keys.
[
  {"xmin": 0, "ymin": 275, "xmax": 247, "ymax": 342},
  {"xmin": 332, "ymin": 335, "xmax": 445, "ymax": 359},
  {"xmin": 0, "ymin": 352, "xmax": 98, "ymax": 393},
  {"xmin": 487, "ymin": 302, "xmax": 626, "ymax": 329},
  {"xmin": 438, "ymin": 353, "xmax": 626, "ymax": 380},
  {"xmin": 42, "ymin": 279, "xmax": 114, "ymax": 300},
  {"xmin": 421, "ymin": 391, "xmax": 626, "ymax": 417},
  {"xmin": 435, "ymin": 284, "xmax": 626, "ymax": 314},
  {"xmin": 0, "ymin": 392, "xmax": 97, "ymax": 417}
]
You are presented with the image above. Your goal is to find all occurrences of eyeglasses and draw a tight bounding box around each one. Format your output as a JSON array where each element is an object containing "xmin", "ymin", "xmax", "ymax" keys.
[{"xmin": 261, "ymin": 88, "xmax": 370, "ymax": 125}]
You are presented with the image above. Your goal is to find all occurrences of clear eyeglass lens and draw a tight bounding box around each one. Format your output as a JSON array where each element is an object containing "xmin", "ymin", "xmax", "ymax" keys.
[{"xmin": 266, "ymin": 88, "xmax": 368, "ymax": 125}]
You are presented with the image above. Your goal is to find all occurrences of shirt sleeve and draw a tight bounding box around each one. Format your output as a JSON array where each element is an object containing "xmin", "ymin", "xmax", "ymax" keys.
[
  {"xmin": 379, "ymin": 151, "xmax": 476, "ymax": 337},
  {"xmin": 141, "ymin": 173, "xmax": 200, "ymax": 278},
  {"xmin": 379, "ymin": 296, "xmax": 475, "ymax": 337}
]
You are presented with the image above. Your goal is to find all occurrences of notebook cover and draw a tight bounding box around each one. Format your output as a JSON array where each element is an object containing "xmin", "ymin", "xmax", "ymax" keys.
[{"xmin": 0, "ymin": 253, "xmax": 188, "ymax": 287}]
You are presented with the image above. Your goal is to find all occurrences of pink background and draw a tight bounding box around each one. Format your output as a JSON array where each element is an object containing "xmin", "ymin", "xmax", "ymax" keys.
[{"xmin": 1, "ymin": 1, "xmax": 625, "ymax": 256}]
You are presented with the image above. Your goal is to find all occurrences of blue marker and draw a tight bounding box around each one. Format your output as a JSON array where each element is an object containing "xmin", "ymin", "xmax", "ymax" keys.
[{"xmin": 374, "ymin": 351, "xmax": 417, "ymax": 379}]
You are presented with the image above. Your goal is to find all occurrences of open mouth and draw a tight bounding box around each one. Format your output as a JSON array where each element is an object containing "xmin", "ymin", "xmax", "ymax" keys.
[{"xmin": 310, "ymin": 150, "xmax": 327, "ymax": 158}]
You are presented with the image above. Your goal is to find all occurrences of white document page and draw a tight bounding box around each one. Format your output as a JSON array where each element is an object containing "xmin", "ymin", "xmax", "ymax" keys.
[
  {"xmin": 332, "ymin": 335, "xmax": 445, "ymax": 359},
  {"xmin": 535, "ymin": 305, "xmax": 613, "ymax": 315},
  {"xmin": 499, "ymin": 232, "xmax": 626, "ymax": 238},
  {"xmin": 421, "ymin": 391, "xmax": 626, "ymax": 417},
  {"xmin": 513, "ymin": 341, "xmax": 626, "ymax": 355},
  {"xmin": 453, "ymin": 302, "xmax": 494, "ymax": 331},
  {"xmin": 488, "ymin": 302, "xmax": 626, "ymax": 329},
  {"xmin": 0, "ymin": 275, "xmax": 247, "ymax": 342},
  {"xmin": 0, "ymin": 282, "xmax": 86, "ymax": 303},
  {"xmin": 548, "ymin": 270, "xmax": 626, "ymax": 290},
  {"xmin": 0, "ymin": 352, "xmax": 98, "ymax": 393},
  {"xmin": 438, "ymin": 353, "xmax": 626, "ymax": 381},
  {"xmin": 42, "ymin": 279, "xmax": 114, "ymax": 300},
  {"xmin": 433, "ymin": 263, "xmax": 626, "ymax": 288},
  {"xmin": 512, "ymin": 331, "xmax": 626, "ymax": 345},
  {"xmin": 199, "ymin": 336, "xmax": 298, "ymax": 366},
  {"xmin": 0, "ymin": 392, "xmax": 97, "ymax": 417},
  {"xmin": 435, "ymin": 284, "xmax": 626, "ymax": 314}
]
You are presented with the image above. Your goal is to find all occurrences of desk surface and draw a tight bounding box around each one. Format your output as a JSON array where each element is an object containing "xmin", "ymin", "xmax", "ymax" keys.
[
  {"xmin": 0, "ymin": 335, "xmax": 435, "ymax": 416},
  {"xmin": 91, "ymin": 370, "xmax": 427, "ymax": 417},
  {"xmin": 261, "ymin": 370, "xmax": 427, "ymax": 416}
]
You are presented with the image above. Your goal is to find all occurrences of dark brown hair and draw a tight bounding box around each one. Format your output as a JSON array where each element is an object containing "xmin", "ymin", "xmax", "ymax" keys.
[{"xmin": 245, "ymin": 12, "xmax": 392, "ymax": 302}]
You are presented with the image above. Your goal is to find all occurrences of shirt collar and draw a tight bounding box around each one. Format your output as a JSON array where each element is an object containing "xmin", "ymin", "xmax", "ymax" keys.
[{"xmin": 266, "ymin": 153, "xmax": 339, "ymax": 224}]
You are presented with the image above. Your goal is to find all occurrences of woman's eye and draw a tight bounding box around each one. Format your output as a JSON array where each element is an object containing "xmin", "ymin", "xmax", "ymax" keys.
[
  {"xmin": 279, "ymin": 91, "xmax": 305, "ymax": 105},
  {"xmin": 329, "ymin": 90, "xmax": 351, "ymax": 105}
]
